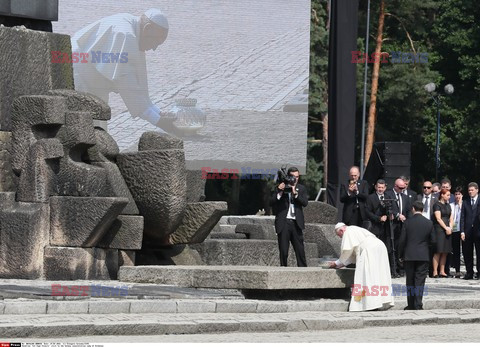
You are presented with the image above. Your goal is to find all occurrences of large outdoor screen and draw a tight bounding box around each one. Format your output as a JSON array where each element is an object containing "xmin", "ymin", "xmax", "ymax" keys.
[{"xmin": 53, "ymin": 0, "xmax": 310, "ymax": 173}]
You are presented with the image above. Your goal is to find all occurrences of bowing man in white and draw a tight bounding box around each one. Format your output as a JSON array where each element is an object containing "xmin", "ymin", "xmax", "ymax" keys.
[{"xmin": 329, "ymin": 222, "xmax": 394, "ymax": 311}]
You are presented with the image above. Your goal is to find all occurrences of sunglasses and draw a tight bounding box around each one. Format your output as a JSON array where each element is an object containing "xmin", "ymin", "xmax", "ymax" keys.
[{"xmin": 423, "ymin": 186, "xmax": 432, "ymax": 189}]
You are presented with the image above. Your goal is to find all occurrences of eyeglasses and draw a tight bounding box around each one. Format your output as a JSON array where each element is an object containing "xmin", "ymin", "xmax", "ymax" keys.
[{"xmin": 423, "ymin": 186, "xmax": 432, "ymax": 189}]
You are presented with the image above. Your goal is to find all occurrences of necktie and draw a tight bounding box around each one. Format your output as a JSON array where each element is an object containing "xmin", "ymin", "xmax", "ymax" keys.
[
  {"xmin": 455, "ymin": 204, "xmax": 461, "ymax": 230},
  {"xmin": 397, "ymin": 193, "xmax": 402, "ymax": 215},
  {"xmin": 472, "ymin": 198, "xmax": 475, "ymax": 206},
  {"xmin": 424, "ymin": 195, "xmax": 430, "ymax": 214}
]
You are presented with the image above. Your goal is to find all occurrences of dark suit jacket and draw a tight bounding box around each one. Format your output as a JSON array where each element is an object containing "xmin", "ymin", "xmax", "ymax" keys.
[
  {"xmin": 399, "ymin": 213, "xmax": 435, "ymax": 261},
  {"xmin": 416, "ymin": 193, "xmax": 438, "ymax": 219},
  {"xmin": 404, "ymin": 189, "xmax": 417, "ymax": 207},
  {"xmin": 270, "ymin": 183, "xmax": 308, "ymax": 234},
  {"xmin": 385, "ymin": 189, "xmax": 412, "ymax": 220},
  {"xmin": 365, "ymin": 192, "xmax": 387, "ymax": 237},
  {"xmin": 339, "ymin": 179, "xmax": 369, "ymax": 224},
  {"xmin": 460, "ymin": 197, "xmax": 480, "ymax": 238}
]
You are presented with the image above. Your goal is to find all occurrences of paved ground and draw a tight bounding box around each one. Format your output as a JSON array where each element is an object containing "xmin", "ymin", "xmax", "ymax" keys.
[
  {"xmin": 17, "ymin": 323, "xmax": 480, "ymax": 343},
  {"xmin": 52, "ymin": 0, "xmax": 310, "ymax": 170}
]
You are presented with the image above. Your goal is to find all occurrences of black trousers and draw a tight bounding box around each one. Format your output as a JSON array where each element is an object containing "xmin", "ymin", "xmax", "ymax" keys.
[
  {"xmin": 404, "ymin": 261, "xmax": 429, "ymax": 310},
  {"xmin": 463, "ymin": 233, "xmax": 480, "ymax": 276},
  {"xmin": 277, "ymin": 219, "xmax": 307, "ymax": 267}
]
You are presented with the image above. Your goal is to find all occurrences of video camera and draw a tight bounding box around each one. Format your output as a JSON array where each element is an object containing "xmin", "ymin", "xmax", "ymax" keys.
[{"xmin": 276, "ymin": 165, "xmax": 297, "ymax": 192}]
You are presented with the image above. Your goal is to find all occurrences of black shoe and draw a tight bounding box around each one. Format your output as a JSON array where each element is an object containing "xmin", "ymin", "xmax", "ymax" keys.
[
  {"xmin": 454, "ymin": 272, "xmax": 462, "ymax": 278},
  {"xmin": 404, "ymin": 306, "xmax": 414, "ymax": 310},
  {"xmin": 475, "ymin": 273, "xmax": 480, "ymax": 280},
  {"xmin": 433, "ymin": 275, "xmax": 439, "ymax": 278},
  {"xmin": 464, "ymin": 274, "xmax": 474, "ymax": 280}
]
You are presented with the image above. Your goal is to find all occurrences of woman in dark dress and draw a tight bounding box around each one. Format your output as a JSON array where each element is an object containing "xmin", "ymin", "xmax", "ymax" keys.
[{"xmin": 432, "ymin": 189, "xmax": 453, "ymax": 278}]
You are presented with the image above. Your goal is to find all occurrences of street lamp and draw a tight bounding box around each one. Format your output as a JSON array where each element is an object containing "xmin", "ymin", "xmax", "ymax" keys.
[{"xmin": 424, "ymin": 83, "xmax": 454, "ymax": 181}]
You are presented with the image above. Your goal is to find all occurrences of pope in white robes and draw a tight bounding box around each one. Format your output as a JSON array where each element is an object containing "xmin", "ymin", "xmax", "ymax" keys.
[
  {"xmin": 71, "ymin": 9, "xmax": 176, "ymax": 132},
  {"xmin": 329, "ymin": 222, "xmax": 394, "ymax": 311}
]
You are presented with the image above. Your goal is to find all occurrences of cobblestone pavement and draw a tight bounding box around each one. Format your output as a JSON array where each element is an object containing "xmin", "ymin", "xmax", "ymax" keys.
[{"xmin": 53, "ymin": 0, "xmax": 310, "ymax": 169}]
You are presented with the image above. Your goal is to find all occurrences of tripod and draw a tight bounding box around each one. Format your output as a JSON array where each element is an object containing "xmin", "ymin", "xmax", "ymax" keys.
[{"xmin": 382, "ymin": 198, "xmax": 398, "ymax": 277}]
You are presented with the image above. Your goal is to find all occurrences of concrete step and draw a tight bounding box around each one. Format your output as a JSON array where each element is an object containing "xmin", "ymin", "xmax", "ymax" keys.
[
  {"xmin": 0, "ymin": 296, "xmax": 478, "ymax": 316},
  {"xmin": 209, "ymin": 232, "xmax": 247, "ymax": 239},
  {"xmin": 1, "ymin": 308, "xmax": 480, "ymax": 338}
]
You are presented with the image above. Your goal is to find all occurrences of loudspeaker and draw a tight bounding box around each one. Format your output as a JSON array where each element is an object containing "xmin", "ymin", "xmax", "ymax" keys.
[{"xmin": 363, "ymin": 142, "xmax": 411, "ymax": 189}]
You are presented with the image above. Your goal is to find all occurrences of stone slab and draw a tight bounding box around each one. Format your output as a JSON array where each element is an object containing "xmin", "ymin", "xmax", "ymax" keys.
[
  {"xmin": 118, "ymin": 265, "xmax": 354, "ymax": 290},
  {"xmin": 235, "ymin": 223, "xmax": 276, "ymax": 240},
  {"xmin": 43, "ymin": 246, "xmax": 119, "ymax": 280},
  {"xmin": 0, "ymin": 201, "xmax": 50, "ymax": 279},
  {"xmin": 0, "ymin": 131, "xmax": 15, "ymax": 191},
  {"xmin": 169, "ymin": 202, "xmax": 228, "ymax": 244},
  {"xmin": 118, "ymin": 250, "xmax": 135, "ymax": 267},
  {"xmin": 189, "ymin": 239, "xmax": 318, "ymax": 267},
  {"xmin": 135, "ymin": 246, "xmax": 205, "ymax": 266},
  {"xmin": 304, "ymin": 223, "xmax": 342, "ymax": 258},
  {"xmin": 221, "ymin": 215, "xmax": 275, "ymax": 226},
  {"xmin": 303, "ymin": 201, "xmax": 338, "ymax": 224},
  {"xmin": 49, "ymin": 196, "xmax": 128, "ymax": 247},
  {"xmin": 117, "ymin": 149, "xmax": 187, "ymax": 243},
  {"xmin": 0, "ymin": 26, "xmax": 73, "ymax": 131},
  {"xmin": 97, "ymin": 215, "xmax": 144, "ymax": 250},
  {"xmin": 209, "ymin": 232, "xmax": 247, "ymax": 240}
]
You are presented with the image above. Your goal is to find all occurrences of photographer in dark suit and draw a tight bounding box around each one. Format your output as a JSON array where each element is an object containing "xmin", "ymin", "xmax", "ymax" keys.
[
  {"xmin": 270, "ymin": 167, "xmax": 308, "ymax": 267},
  {"xmin": 339, "ymin": 166, "xmax": 369, "ymax": 226},
  {"xmin": 365, "ymin": 179, "xmax": 388, "ymax": 240},
  {"xmin": 399, "ymin": 201, "xmax": 435, "ymax": 310}
]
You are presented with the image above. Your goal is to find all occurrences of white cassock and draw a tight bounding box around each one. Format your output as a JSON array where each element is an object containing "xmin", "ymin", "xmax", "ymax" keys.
[
  {"xmin": 71, "ymin": 13, "xmax": 153, "ymax": 118},
  {"xmin": 336, "ymin": 225, "xmax": 394, "ymax": 311}
]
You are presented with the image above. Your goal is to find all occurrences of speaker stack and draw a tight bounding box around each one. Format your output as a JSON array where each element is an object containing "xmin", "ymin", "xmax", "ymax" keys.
[{"xmin": 363, "ymin": 142, "xmax": 411, "ymax": 189}]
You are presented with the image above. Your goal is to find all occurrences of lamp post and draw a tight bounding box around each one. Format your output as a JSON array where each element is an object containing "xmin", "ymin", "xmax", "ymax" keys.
[{"xmin": 424, "ymin": 83, "xmax": 454, "ymax": 181}]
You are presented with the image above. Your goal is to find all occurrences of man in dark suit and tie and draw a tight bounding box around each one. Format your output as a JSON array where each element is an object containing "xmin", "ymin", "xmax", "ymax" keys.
[
  {"xmin": 365, "ymin": 179, "xmax": 388, "ymax": 241},
  {"xmin": 401, "ymin": 176, "xmax": 417, "ymax": 207},
  {"xmin": 460, "ymin": 182, "xmax": 480, "ymax": 280},
  {"xmin": 270, "ymin": 167, "xmax": 308, "ymax": 267},
  {"xmin": 339, "ymin": 166, "xmax": 370, "ymax": 227},
  {"xmin": 399, "ymin": 200, "xmax": 435, "ymax": 310},
  {"xmin": 416, "ymin": 180, "xmax": 439, "ymax": 277},
  {"xmin": 416, "ymin": 181, "xmax": 437, "ymax": 220},
  {"xmin": 385, "ymin": 177, "xmax": 412, "ymax": 277}
]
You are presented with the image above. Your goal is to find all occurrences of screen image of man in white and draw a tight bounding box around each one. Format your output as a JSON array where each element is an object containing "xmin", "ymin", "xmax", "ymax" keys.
[
  {"xmin": 71, "ymin": 8, "xmax": 177, "ymax": 134},
  {"xmin": 329, "ymin": 223, "xmax": 394, "ymax": 312}
]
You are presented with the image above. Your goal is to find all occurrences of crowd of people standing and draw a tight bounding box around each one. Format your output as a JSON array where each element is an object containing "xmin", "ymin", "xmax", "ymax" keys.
[{"xmin": 340, "ymin": 166, "xmax": 480, "ymax": 280}]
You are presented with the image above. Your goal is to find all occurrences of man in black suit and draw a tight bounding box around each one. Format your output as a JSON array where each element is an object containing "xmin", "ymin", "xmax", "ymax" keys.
[
  {"xmin": 416, "ymin": 180, "xmax": 437, "ymax": 220},
  {"xmin": 270, "ymin": 167, "xmax": 308, "ymax": 267},
  {"xmin": 385, "ymin": 177, "xmax": 412, "ymax": 277},
  {"xmin": 399, "ymin": 200, "xmax": 435, "ymax": 310},
  {"xmin": 339, "ymin": 166, "xmax": 369, "ymax": 227},
  {"xmin": 401, "ymin": 176, "xmax": 417, "ymax": 207},
  {"xmin": 460, "ymin": 182, "xmax": 480, "ymax": 280},
  {"xmin": 365, "ymin": 179, "xmax": 388, "ymax": 241},
  {"xmin": 416, "ymin": 180, "xmax": 439, "ymax": 278}
]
